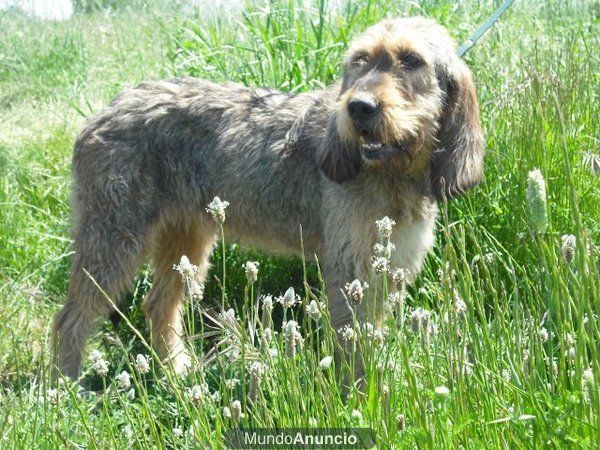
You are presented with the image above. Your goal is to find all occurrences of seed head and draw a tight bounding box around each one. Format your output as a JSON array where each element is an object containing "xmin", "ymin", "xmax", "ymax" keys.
[
  {"xmin": 46, "ymin": 388, "xmax": 60, "ymax": 406},
  {"xmin": 434, "ymin": 385, "xmax": 450, "ymax": 396},
  {"xmin": 122, "ymin": 425, "xmax": 133, "ymax": 439},
  {"xmin": 397, "ymin": 414, "xmax": 406, "ymax": 431},
  {"xmin": 371, "ymin": 256, "xmax": 389, "ymax": 274},
  {"xmin": 134, "ymin": 354, "xmax": 151, "ymax": 374},
  {"xmin": 89, "ymin": 349, "xmax": 109, "ymax": 377},
  {"xmin": 374, "ymin": 242, "xmax": 396, "ymax": 258},
  {"xmin": 561, "ymin": 234, "xmax": 576, "ymax": 264},
  {"xmin": 376, "ymin": 216, "xmax": 396, "ymax": 239},
  {"xmin": 305, "ymin": 300, "xmax": 324, "ymax": 321},
  {"xmin": 173, "ymin": 255, "xmax": 198, "ymax": 280},
  {"xmin": 243, "ymin": 261, "xmax": 259, "ymax": 283},
  {"xmin": 115, "ymin": 371, "xmax": 131, "ymax": 390},
  {"xmin": 278, "ymin": 287, "xmax": 299, "ymax": 309},
  {"xmin": 319, "ymin": 356, "xmax": 333, "ymax": 370},
  {"xmin": 232, "ymin": 400, "xmax": 243, "ymax": 423},
  {"xmin": 339, "ymin": 325, "xmax": 356, "ymax": 343},
  {"xmin": 345, "ymin": 279, "xmax": 368, "ymax": 304},
  {"xmin": 411, "ymin": 307, "xmax": 431, "ymax": 333},
  {"xmin": 391, "ymin": 268, "xmax": 410, "ymax": 286},
  {"xmin": 188, "ymin": 383, "xmax": 209, "ymax": 405},
  {"xmin": 206, "ymin": 196, "xmax": 229, "ymax": 225},
  {"xmin": 351, "ymin": 409, "xmax": 363, "ymax": 421},
  {"xmin": 284, "ymin": 320, "xmax": 301, "ymax": 358},
  {"xmin": 526, "ymin": 169, "xmax": 548, "ymax": 234},
  {"xmin": 187, "ymin": 279, "xmax": 204, "ymax": 301}
]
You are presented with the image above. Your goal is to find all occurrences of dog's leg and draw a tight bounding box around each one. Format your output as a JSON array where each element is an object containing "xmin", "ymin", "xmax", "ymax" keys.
[
  {"xmin": 143, "ymin": 219, "xmax": 216, "ymax": 374},
  {"xmin": 52, "ymin": 220, "xmax": 145, "ymax": 380}
]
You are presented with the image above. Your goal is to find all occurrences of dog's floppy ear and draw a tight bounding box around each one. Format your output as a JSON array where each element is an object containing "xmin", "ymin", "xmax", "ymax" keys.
[
  {"xmin": 432, "ymin": 59, "xmax": 484, "ymax": 201},
  {"xmin": 318, "ymin": 114, "xmax": 362, "ymax": 184}
]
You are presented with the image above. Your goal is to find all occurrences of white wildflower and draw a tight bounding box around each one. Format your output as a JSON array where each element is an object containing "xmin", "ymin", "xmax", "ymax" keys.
[
  {"xmin": 371, "ymin": 256, "xmax": 389, "ymax": 273},
  {"xmin": 502, "ymin": 369, "xmax": 511, "ymax": 382},
  {"xmin": 526, "ymin": 169, "xmax": 548, "ymax": 233},
  {"xmin": 278, "ymin": 287, "xmax": 299, "ymax": 309},
  {"xmin": 232, "ymin": 400, "xmax": 243, "ymax": 423},
  {"xmin": 223, "ymin": 406, "xmax": 232, "ymax": 419},
  {"xmin": 284, "ymin": 320, "xmax": 300, "ymax": 358},
  {"xmin": 339, "ymin": 325, "xmax": 356, "ymax": 343},
  {"xmin": 248, "ymin": 361, "xmax": 267, "ymax": 380},
  {"xmin": 434, "ymin": 385, "xmax": 450, "ymax": 396},
  {"xmin": 351, "ymin": 409, "xmax": 363, "ymax": 421},
  {"xmin": 89, "ymin": 350, "xmax": 109, "ymax": 377},
  {"xmin": 134, "ymin": 354, "xmax": 151, "ymax": 374},
  {"xmin": 122, "ymin": 425, "xmax": 133, "ymax": 439},
  {"xmin": 305, "ymin": 300, "xmax": 324, "ymax": 320},
  {"xmin": 173, "ymin": 255, "xmax": 198, "ymax": 280},
  {"xmin": 345, "ymin": 279, "xmax": 368, "ymax": 304},
  {"xmin": 319, "ymin": 356, "xmax": 333, "ymax": 370},
  {"xmin": 226, "ymin": 378, "xmax": 240, "ymax": 390},
  {"xmin": 375, "ymin": 216, "xmax": 396, "ymax": 239},
  {"xmin": 373, "ymin": 328, "xmax": 388, "ymax": 347},
  {"xmin": 397, "ymin": 414, "xmax": 406, "ymax": 431},
  {"xmin": 206, "ymin": 196, "xmax": 229, "ymax": 224},
  {"xmin": 261, "ymin": 295, "xmax": 274, "ymax": 311},
  {"xmin": 539, "ymin": 327, "xmax": 549, "ymax": 343},
  {"xmin": 411, "ymin": 307, "xmax": 431, "ymax": 333},
  {"xmin": 173, "ymin": 427, "xmax": 183, "ymax": 438},
  {"xmin": 115, "ymin": 371, "xmax": 131, "ymax": 390},
  {"xmin": 46, "ymin": 388, "xmax": 60, "ymax": 406},
  {"xmin": 243, "ymin": 261, "xmax": 259, "ymax": 283},
  {"xmin": 454, "ymin": 295, "xmax": 467, "ymax": 316},
  {"xmin": 127, "ymin": 388, "xmax": 135, "ymax": 401},
  {"xmin": 187, "ymin": 279, "xmax": 204, "ymax": 301},
  {"xmin": 391, "ymin": 268, "xmax": 410, "ymax": 286},
  {"xmin": 188, "ymin": 383, "xmax": 209, "ymax": 405},
  {"xmin": 561, "ymin": 234, "xmax": 576, "ymax": 264},
  {"xmin": 374, "ymin": 242, "xmax": 395, "ymax": 258},
  {"xmin": 308, "ymin": 417, "xmax": 318, "ymax": 427}
]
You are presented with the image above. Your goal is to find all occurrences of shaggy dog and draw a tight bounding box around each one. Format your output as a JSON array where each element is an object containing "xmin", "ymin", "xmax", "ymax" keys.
[{"xmin": 53, "ymin": 17, "xmax": 484, "ymax": 379}]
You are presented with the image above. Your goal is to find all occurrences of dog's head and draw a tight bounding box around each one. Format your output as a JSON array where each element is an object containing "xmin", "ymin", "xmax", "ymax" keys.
[{"xmin": 318, "ymin": 17, "xmax": 484, "ymax": 200}]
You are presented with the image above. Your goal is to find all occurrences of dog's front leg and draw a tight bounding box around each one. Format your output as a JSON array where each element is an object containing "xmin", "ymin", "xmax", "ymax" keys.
[{"xmin": 322, "ymin": 249, "xmax": 367, "ymax": 392}]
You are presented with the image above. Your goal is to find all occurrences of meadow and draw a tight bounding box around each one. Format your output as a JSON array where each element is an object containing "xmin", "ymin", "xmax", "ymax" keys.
[{"xmin": 0, "ymin": 0, "xmax": 598, "ymax": 448}]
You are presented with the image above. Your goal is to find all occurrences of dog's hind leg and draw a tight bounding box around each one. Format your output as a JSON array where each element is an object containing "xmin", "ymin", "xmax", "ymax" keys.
[
  {"xmin": 142, "ymin": 218, "xmax": 217, "ymax": 374},
  {"xmin": 52, "ymin": 218, "xmax": 146, "ymax": 380}
]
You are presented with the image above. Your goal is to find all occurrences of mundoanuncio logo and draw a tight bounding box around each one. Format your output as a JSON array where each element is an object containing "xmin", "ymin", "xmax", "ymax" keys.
[{"xmin": 224, "ymin": 428, "xmax": 375, "ymax": 449}]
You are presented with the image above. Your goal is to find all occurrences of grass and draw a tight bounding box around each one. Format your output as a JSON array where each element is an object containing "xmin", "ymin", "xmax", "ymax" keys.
[{"xmin": 0, "ymin": 0, "xmax": 598, "ymax": 448}]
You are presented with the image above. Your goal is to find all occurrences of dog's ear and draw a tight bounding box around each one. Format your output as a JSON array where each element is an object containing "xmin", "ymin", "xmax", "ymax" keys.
[
  {"xmin": 432, "ymin": 59, "xmax": 484, "ymax": 201},
  {"xmin": 318, "ymin": 115, "xmax": 362, "ymax": 184}
]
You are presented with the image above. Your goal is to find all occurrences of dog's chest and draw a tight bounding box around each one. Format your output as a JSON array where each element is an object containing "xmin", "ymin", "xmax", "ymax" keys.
[{"xmin": 386, "ymin": 199, "xmax": 439, "ymax": 276}]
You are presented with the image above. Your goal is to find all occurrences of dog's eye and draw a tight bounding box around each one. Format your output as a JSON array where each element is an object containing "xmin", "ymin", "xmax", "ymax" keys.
[
  {"xmin": 352, "ymin": 53, "xmax": 370, "ymax": 65},
  {"xmin": 398, "ymin": 51, "xmax": 424, "ymax": 70}
]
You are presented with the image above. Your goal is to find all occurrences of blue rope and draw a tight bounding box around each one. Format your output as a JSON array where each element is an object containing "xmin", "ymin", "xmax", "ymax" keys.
[{"xmin": 457, "ymin": 0, "xmax": 516, "ymax": 57}]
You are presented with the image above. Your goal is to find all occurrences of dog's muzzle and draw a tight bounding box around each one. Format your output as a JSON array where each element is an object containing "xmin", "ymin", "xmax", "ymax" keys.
[{"xmin": 347, "ymin": 94, "xmax": 407, "ymax": 160}]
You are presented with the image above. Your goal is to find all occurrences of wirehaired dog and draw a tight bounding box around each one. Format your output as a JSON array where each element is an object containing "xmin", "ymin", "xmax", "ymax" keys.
[{"xmin": 53, "ymin": 17, "xmax": 484, "ymax": 379}]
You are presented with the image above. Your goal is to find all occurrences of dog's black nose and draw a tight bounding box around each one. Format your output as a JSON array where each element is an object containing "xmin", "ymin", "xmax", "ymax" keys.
[{"xmin": 348, "ymin": 97, "xmax": 379, "ymax": 121}]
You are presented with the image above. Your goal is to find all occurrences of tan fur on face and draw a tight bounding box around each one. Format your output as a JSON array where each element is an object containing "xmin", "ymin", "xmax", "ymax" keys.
[{"xmin": 336, "ymin": 18, "xmax": 460, "ymax": 173}]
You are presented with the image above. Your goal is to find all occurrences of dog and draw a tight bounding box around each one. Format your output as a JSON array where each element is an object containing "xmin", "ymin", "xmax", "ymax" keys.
[{"xmin": 52, "ymin": 17, "xmax": 484, "ymax": 379}]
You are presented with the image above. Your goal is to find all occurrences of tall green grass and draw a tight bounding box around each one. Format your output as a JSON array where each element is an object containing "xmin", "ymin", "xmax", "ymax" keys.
[{"xmin": 0, "ymin": 0, "xmax": 598, "ymax": 448}]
